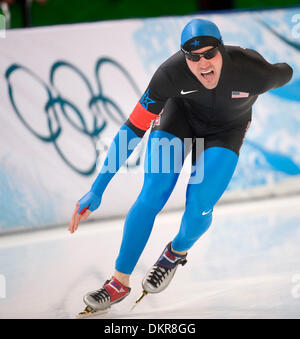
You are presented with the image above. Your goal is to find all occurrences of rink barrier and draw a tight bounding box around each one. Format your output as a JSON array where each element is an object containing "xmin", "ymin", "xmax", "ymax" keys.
[
  {"xmin": 0, "ymin": 7, "xmax": 299, "ymax": 233},
  {"xmin": 223, "ymin": 176, "xmax": 300, "ymax": 203}
]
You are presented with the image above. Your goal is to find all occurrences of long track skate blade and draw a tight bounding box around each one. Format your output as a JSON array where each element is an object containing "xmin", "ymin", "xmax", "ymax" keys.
[
  {"xmin": 76, "ymin": 305, "xmax": 110, "ymax": 319},
  {"xmin": 131, "ymin": 290, "xmax": 148, "ymax": 311}
]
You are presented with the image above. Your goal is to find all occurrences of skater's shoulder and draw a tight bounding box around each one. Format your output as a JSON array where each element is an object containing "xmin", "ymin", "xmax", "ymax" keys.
[
  {"xmin": 155, "ymin": 51, "xmax": 189, "ymax": 86},
  {"xmin": 158, "ymin": 51, "xmax": 186, "ymax": 74},
  {"xmin": 225, "ymin": 45, "xmax": 267, "ymax": 68}
]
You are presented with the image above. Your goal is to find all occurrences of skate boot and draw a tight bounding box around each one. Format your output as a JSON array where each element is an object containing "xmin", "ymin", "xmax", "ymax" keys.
[
  {"xmin": 78, "ymin": 277, "xmax": 131, "ymax": 317},
  {"xmin": 142, "ymin": 242, "xmax": 187, "ymax": 294}
]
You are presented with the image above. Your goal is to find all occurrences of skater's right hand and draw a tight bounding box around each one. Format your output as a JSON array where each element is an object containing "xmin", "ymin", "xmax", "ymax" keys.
[{"xmin": 68, "ymin": 191, "xmax": 101, "ymax": 234}]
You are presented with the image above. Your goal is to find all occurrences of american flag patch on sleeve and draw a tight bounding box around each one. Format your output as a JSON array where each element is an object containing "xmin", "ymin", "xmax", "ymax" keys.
[{"xmin": 232, "ymin": 91, "xmax": 249, "ymax": 98}]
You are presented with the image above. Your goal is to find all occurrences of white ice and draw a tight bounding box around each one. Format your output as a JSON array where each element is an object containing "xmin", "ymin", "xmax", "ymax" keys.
[{"xmin": 0, "ymin": 195, "xmax": 300, "ymax": 319}]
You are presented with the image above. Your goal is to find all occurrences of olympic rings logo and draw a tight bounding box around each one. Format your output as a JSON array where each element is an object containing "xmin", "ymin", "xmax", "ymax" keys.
[{"xmin": 5, "ymin": 57, "xmax": 142, "ymax": 175}]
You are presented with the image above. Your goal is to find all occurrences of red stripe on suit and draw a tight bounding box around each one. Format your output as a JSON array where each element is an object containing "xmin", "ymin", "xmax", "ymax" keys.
[{"xmin": 129, "ymin": 102, "xmax": 158, "ymax": 131}]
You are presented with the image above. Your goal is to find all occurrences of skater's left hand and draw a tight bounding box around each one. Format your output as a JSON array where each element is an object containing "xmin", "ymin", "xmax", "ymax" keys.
[
  {"xmin": 68, "ymin": 191, "xmax": 101, "ymax": 234},
  {"xmin": 68, "ymin": 202, "xmax": 91, "ymax": 234}
]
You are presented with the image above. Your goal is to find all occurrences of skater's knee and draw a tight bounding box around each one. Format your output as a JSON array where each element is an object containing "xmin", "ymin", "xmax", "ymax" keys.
[
  {"xmin": 139, "ymin": 174, "xmax": 176, "ymax": 212},
  {"xmin": 139, "ymin": 188, "xmax": 170, "ymax": 212},
  {"xmin": 182, "ymin": 203, "xmax": 213, "ymax": 235},
  {"xmin": 173, "ymin": 208, "xmax": 212, "ymax": 251},
  {"xmin": 185, "ymin": 209, "xmax": 212, "ymax": 232},
  {"xmin": 186, "ymin": 199, "xmax": 214, "ymax": 219}
]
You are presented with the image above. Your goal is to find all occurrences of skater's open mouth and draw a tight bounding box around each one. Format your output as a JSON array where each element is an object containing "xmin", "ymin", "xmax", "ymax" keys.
[{"xmin": 200, "ymin": 69, "xmax": 215, "ymax": 82}]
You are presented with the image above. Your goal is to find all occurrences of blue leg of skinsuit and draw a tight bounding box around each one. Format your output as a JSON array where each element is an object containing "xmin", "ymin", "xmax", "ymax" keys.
[
  {"xmin": 172, "ymin": 146, "xmax": 238, "ymax": 252},
  {"xmin": 115, "ymin": 130, "xmax": 238, "ymax": 274},
  {"xmin": 115, "ymin": 130, "xmax": 187, "ymax": 274}
]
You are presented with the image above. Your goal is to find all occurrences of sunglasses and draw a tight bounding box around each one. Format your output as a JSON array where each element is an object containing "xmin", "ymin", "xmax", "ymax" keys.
[{"xmin": 181, "ymin": 46, "xmax": 219, "ymax": 62}]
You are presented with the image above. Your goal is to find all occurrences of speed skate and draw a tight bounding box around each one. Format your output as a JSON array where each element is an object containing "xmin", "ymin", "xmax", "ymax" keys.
[{"xmin": 76, "ymin": 277, "xmax": 131, "ymax": 318}]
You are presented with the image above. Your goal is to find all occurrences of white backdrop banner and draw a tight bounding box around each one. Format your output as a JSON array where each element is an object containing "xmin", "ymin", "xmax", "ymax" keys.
[{"xmin": 1, "ymin": 8, "xmax": 300, "ymax": 233}]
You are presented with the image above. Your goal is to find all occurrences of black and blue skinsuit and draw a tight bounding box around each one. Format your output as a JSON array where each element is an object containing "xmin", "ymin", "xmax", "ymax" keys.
[{"xmin": 78, "ymin": 42, "xmax": 293, "ymax": 274}]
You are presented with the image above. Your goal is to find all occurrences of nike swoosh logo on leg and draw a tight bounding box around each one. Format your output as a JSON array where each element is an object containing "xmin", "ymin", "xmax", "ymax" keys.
[{"xmin": 202, "ymin": 209, "xmax": 212, "ymax": 215}]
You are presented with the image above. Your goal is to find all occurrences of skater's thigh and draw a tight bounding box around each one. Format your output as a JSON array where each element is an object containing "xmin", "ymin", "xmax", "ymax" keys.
[
  {"xmin": 144, "ymin": 98, "xmax": 194, "ymax": 175},
  {"xmin": 187, "ymin": 146, "xmax": 239, "ymax": 208},
  {"xmin": 204, "ymin": 119, "xmax": 251, "ymax": 156},
  {"xmin": 151, "ymin": 98, "xmax": 194, "ymax": 141},
  {"xmin": 191, "ymin": 119, "xmax": 251, "ymax": 164}
]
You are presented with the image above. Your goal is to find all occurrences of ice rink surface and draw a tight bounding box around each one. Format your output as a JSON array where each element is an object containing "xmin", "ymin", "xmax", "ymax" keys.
[{"xmin": 0, "ymin": 195, "xmax": 300, "ymax": 319}]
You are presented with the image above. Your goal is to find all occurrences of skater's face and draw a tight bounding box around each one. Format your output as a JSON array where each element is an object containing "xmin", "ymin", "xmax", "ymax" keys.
[{"xmin": 185, "ymin": 46, "xmax": 223, "ymax": 89}]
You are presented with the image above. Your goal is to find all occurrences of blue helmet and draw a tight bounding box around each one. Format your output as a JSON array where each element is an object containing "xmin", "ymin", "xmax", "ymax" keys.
[{"xmin": 181, "ymin": 18, "xmax": 223, "ymax": 51}]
